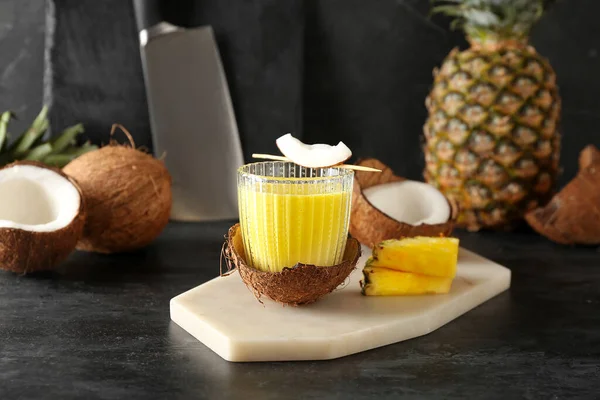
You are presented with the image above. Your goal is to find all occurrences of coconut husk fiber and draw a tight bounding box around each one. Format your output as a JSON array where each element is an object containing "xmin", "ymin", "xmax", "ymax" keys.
[
  {"xmin": 526, "ymin": 145, "xmax": 600, "ymax": 245},
  {"xmin": 0, "ymin": 161, "xmax": 86, "ymax": 273},
  {"xmin": 349, "ymin": 158, "xmax": 457, "ymax": 249},
  {"xmin": 224, "ymin": 224, "xmax": 361, "ymax": 306}
]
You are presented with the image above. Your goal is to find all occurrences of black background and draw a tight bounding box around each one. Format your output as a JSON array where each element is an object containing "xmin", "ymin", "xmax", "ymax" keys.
[{"xmin": 2, "ymin": 0, "xmax": 600, "ymax": 185}]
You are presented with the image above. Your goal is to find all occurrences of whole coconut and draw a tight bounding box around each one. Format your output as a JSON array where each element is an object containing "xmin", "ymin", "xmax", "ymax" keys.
[{"xmin": 63, "ymin": 140, "xmax": 171, "ymax": 253}]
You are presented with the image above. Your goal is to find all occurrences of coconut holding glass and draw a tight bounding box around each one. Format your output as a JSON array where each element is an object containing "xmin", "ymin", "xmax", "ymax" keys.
[{"xmin": 224, "ymin": 135, "xmax": 382, "ymax": 305}]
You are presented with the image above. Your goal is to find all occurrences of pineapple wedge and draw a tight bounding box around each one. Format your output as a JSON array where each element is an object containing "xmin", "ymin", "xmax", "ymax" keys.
[
  {"xmin": 370, "ymin": 237, "xmax": 459, "ymax": 278},
  {"xmin": 361, "ymin": 266, "xmax": 453, "ymax": 296}
]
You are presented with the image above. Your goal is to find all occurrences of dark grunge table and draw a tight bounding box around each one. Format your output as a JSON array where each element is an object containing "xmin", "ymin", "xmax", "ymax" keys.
[{"xmin": 1, "ymin": 221, "xmax": 599, "ymax": 399}]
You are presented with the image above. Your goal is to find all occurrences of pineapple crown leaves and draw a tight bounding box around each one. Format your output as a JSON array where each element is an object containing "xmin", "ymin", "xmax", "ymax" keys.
[
  {"xmin": 0, "ymin": 106, "xmax": 97, "ymax": 167},
  {"xmin": 432, "ymin": 0, "xmax": 555, "ymax": 42}
]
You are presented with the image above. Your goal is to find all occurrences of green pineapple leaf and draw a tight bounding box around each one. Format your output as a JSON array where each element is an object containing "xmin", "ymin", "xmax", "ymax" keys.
[
  {"xmin": 24, "ymin": 143, "xmax": 53, "ymax": 161},
  {"xmin": 432, "ymin": 0, "xmax": 551, "ymax": 42},
  {"xmin": 0, "ymin": 106, "xmax": 93, "ymax": 167},
  {"xmin": 43, "ymin": 142, "xmax": 98, "ymax": 167},
  {"xmin": 50, "ymin": 123, "xmax": 85, "ymax": 155},
  {"xmin": 0, "ymin": 111, "xmax": 16, "ymax": 152},
  {"xmin": 11, "ymin": 105, "xmax": 49, "ymax": 158}
]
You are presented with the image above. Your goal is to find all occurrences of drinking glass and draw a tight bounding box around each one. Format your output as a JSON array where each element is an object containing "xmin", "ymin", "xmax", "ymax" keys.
[{"xmin": 237, "ymin": 162, "xmax": 354, "ymax": 273}]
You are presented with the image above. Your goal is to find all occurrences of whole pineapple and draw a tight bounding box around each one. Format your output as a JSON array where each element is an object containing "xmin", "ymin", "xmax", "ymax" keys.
[{"xmin": 424, "ymin": 0, "xmax": 561, "ymax": 231}]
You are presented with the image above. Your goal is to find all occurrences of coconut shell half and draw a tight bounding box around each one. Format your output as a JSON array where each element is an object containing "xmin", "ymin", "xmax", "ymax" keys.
[
  {"xmin": 0, "ymin": 161, "xmax": 86, "ymax": 273},
  {"xmin": 349, "ymin": 158, "xmax": 458, "ymax": 248},
  {"xmin": 225, "ymin": 224, "xmax": 361, "ymax": 306},
  {"xmin": 526, "ymin": 145, "xmax": 600, "ymax": 245}
]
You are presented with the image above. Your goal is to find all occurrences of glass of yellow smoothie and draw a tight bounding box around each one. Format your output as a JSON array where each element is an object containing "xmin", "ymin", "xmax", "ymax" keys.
[{"xmin": 237, "ymin": 162, "xmax": 354, "ymax": 273}]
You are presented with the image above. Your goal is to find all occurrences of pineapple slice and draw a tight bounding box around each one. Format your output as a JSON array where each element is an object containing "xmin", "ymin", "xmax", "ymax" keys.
[
  {"xmin": 370, "ymin": 236, "xmax": 459, "ymax": 278},
  {"xmin": 361, "ymin": 266, "xmax": 453, "ymax": 296}
]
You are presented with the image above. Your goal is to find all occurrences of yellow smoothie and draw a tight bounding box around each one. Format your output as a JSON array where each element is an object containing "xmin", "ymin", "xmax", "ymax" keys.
[{"xmin": 238, "ymin": 181, "xmax": 352, "ymax": 272}]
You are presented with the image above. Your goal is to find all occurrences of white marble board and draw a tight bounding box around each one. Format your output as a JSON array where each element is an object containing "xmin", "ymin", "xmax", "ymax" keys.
[{"xmin": 170, "ymin": 247, "xmax": 511, "ymax": 362}]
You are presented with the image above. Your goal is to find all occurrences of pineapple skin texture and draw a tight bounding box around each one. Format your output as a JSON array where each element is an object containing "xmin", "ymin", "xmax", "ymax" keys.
[
  {"xmin": 370, "ymin": 237, "xmax": 459, "ymax": 278},
  {"xmin": 361, "ymin": 266, "xmax": 453, "ymax": 296},
  {"xmin": 424, "ymin": 45, "xmax": 561, "ymax": 231}
]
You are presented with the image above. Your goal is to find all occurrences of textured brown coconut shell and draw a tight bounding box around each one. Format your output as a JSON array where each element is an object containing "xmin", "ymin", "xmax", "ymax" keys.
[
  {"xmin": 0, "ymin": 161, "xmax": 86, "ymax": 273},
  {"xmin": 349, "ymin": 158, "xmax": 458, "ymax": 248},
  {"xmin": 225, "ymin": 224, "xmax": 361, "ymax": 306},
  {"xmin": 526, "ymin": 145, "xmax": 600, "ymax": 245},
  {"xmin": 63, "ymin": 145, "xmax": 172, "ymax": 253},
  {"xmin": 579, "ymin": 144, "xmax": 600, "ymax": 170}
]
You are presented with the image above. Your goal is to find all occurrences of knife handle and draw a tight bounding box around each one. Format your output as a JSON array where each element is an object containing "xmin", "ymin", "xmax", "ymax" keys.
[{"xmin": 132, "ymin": 0, "xmax": 163, "ymax": 31}]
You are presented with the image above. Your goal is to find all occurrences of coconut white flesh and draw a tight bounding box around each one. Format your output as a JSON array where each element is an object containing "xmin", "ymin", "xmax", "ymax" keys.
[
  {"xmin": 0, "ymin": 165, "xmax": 80, "ymax": 232},
  {"xmin": 276, "ymin": 133, "xmax": 352, "ymax": 168},
  {"xmin": 363, "ymin": 181, "xmax": 451, "ymax": 226}
]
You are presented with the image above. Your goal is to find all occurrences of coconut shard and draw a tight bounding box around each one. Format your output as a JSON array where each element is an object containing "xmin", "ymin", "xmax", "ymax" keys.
[
  {"xmin": 350, "ymin": 159, "xmax": 457, "ymax": 248},
  {"xmin": 225, "ymin": 224, "xmax": 361, "ymax": 306},
  {"xmin": 0, "ymin": 161, "xmax": 85, "ymax": 273},
  {"xmin": 276, "ymin": 133, "xmax": 352, "ymax": 168},
  {"xmin": 526, "ymin": 145, "xmax": 600, "ymax": 245}
]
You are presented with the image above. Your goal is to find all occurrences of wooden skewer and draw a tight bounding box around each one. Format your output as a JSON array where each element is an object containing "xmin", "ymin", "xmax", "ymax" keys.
[
  {"xmin": 252, "ymin": 153, "xmax": 289, "ymax": 162},
  {"xmin": 341, "ymin": 164, "xmax": 382, "ymax": 172},
  {"xmin": 252, "ymin": 153, "xmax": 382, "ymax": 172}
]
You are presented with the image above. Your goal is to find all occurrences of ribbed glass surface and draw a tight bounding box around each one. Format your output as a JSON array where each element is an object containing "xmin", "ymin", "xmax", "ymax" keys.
[{"xmin": 237, "ymin": 162, "xmax": 354, "ymax": 273}]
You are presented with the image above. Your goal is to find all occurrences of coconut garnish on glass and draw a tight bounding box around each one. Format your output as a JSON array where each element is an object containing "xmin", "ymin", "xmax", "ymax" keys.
[{"xmin": 224, "ymin": 134, "xmax": 380, "ymax": 306}]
